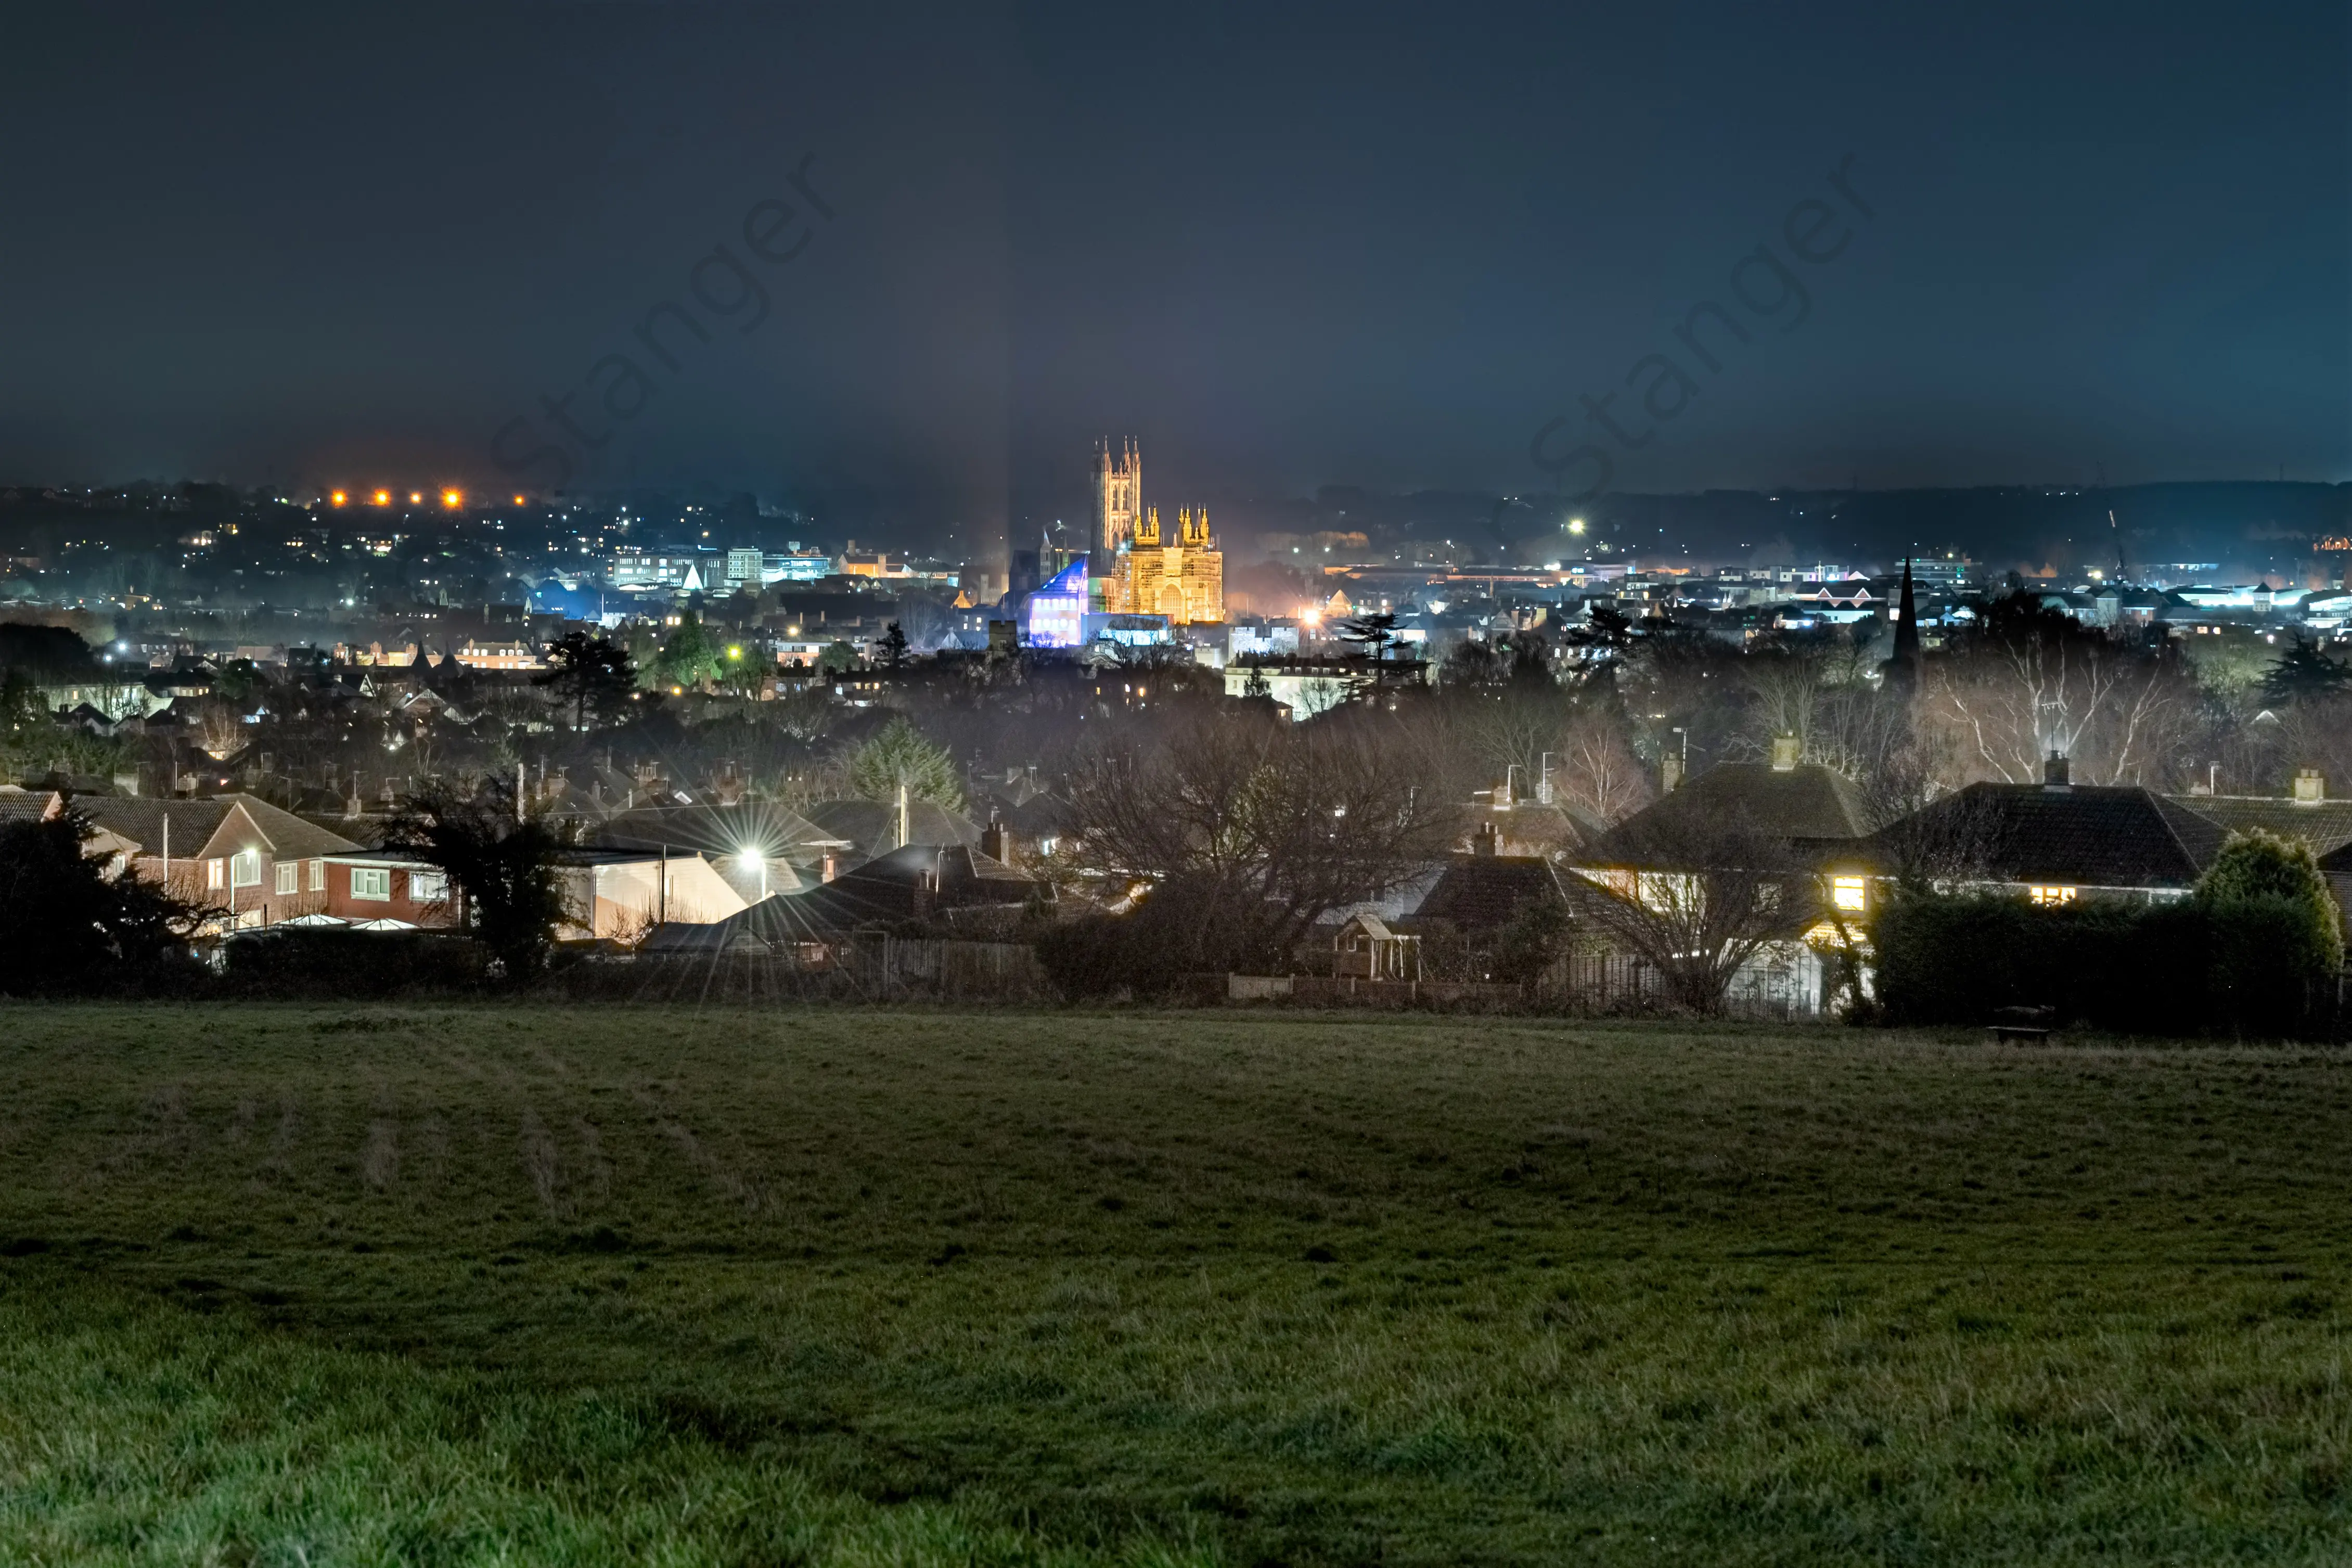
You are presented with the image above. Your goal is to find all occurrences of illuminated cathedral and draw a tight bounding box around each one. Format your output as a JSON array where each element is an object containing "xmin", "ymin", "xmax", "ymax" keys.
[{"xmin": 1089, "ymin": 439, "xmax": 1223, "ymax": 624}]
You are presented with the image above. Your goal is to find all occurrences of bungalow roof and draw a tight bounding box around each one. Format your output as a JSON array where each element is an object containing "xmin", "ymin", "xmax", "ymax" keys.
[{"xmin": 1861, "ymin": 783, "xmax": 2222, "ymax": 891}]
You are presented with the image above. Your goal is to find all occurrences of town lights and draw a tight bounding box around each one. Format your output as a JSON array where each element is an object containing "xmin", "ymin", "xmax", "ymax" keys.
[
  {"xmin": 330, "ymin": 491, "xmax": 348, "ymax": 506},
  {"xmin": 441, "ymin": 489, "xmax": 462, "ymax": 509},
  {"xmin": 372, "ymin": 490, "xmax": 391, "ymax": 506},
  {"xmin": 1569, "ymin": 518, "xmax": 1586, "ymax": 535},
  {"xmin": 409, "ymin": 492, "xmax": 423, "ymax": 505},
  {"xmin": 512, "ymin": 495, "xmax": 525, "ymax": 506}
]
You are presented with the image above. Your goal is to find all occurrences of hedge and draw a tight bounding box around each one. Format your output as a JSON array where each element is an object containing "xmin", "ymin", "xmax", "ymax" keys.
[{"xmin": 1872, "ymin": 892, "xmax": 2340, "ymax": 1038}]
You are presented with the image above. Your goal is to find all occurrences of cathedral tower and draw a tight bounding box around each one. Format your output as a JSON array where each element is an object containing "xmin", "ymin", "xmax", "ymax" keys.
[{"xmin": 1091, "ymin": 438, "xmax": 1140, "ymax": 567}]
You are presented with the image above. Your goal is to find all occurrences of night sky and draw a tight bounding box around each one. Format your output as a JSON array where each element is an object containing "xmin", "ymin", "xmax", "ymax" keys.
[{"xmin": 3, "ymin": 3, "xmax": 2344, "ymax": 549}]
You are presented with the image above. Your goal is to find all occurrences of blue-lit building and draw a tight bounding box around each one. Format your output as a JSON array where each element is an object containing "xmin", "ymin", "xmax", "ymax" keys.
[{"xmin": 1023, "ymin": 559, "xmax": 1088, "ymax": 648}]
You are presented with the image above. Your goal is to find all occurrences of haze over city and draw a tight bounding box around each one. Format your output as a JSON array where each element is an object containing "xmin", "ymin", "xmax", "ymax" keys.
[{"xmin": 4, "ymin": 3, "xmax": 2343, "ymax": 556}]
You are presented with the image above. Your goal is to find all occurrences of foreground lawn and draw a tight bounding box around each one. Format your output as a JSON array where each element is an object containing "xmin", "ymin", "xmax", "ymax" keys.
[{"xmin": 0, "ymin": 1006, "xmax": 2347, "ymax": 1564}]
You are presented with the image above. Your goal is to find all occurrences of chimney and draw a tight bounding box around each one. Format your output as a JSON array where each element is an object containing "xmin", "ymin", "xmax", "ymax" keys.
[
  {"xmin": 2042, "ymin": 751, "xmax": 2071, "ymax": 790},
  {"xmin": 2294, "ymin": 768, "xmax": 2325, "ymax": 805},
  {"xmin": 981, "ymin": 818, "xmax": 1013, "ymax": 866},
  {"xmin": 1770, "ymin": 734, "xmax": 1801, "ymax": 772},
  {"xmin": 1472, "ymin": 821, "xmax": 1500, "ymax": 857}
]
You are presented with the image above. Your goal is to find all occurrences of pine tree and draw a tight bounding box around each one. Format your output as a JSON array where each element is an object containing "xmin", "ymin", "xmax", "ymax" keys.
[{"xmin": 845, "ymin": 716, "xmax": 965, "ymax": 813}]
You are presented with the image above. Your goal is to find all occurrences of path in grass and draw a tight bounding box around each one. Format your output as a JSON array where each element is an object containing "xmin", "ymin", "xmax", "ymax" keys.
[{"xmin": 1, "ymin": 1005, "xmax": 2348, "ymax": 1564}]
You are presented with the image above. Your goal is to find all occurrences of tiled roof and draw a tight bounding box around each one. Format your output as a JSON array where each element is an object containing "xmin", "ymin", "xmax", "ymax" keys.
[
  {"xmin": 0, "ymin": 789, "xmax": 63, "ymax": 825},
  {"xmin": 1862, "ymin": 783, "xmax": 2219, "ymax": 889},
  {"xmin": 655, "ymin": 842, "xmax": 1041, "ymax": 943},
  {"xmin": 1410, "ymin": 855, "xmax": 1570, "ymax": 931},
  {"xmin": 801, "ymin": 799, "xmax": 982, "ymax": 863},
  {"xmin": 2167, "ymin": 796, "xmax": 2352, "ymax": 862},
  {"xmin": 588, "ymin": 803, "xmax": 846, "ymax": 858},
  {"xmin": 76, "ymin": 795, "xmax": 363, "ymax": 861},
  {"xmin": 1589, "ymin": 762, "xmax": 1872, "ymax": 868}
]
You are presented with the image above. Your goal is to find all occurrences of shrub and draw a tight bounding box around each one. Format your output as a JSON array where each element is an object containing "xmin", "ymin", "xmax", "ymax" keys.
[
  {"xmin": 1033, "ymin": 876, "xmax": 1278, "ymax": 999},
  {"xmin": 2195, "ymin": 830, "xmax": 2342, "ymax": 1036},
  {"xmin": 223, "ymin": 929, "xmax": 485, "ymax": 997}
]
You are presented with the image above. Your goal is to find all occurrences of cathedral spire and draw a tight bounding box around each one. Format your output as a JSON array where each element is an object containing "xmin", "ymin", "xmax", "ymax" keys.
[{"xmin": 1889, "ymin": 555, "xmax": 1921, "ymax": 691}]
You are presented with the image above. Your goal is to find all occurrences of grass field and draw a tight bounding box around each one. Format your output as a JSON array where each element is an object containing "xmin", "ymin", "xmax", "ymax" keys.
[{"xmin": 1, "ymin": 1005, "xmax": 2348, "ymax": 1565}]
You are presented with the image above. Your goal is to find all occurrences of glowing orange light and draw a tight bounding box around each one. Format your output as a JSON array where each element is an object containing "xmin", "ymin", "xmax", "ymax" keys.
[
  {"xmin": 371, "ymin": 490, "xmax": 391, "ymax": 506},
  {"xmin": 330, "ymin": 491, "xmax": 348, "ymax": 506},
  {"xmin": 441, "ymin": 489, "xmax": 462, "ymax": 509},
  {"xmin": 409, "ymin": 492, "xmax": 423, "ymax": 505},
  {"xmin": 512, "ymin": 494, "xmax": 525, "ymax": 506}
]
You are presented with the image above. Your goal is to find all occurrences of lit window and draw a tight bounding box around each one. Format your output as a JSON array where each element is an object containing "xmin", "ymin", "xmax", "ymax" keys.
[
  {"xmin": 310, "ymin": 858, "xmax": 325, "ymax": 892},
  {"xmin": 352, "ymin": 868, "xmax": 391, "ymax": 901},
  {"xmin": 230, "ymin": 850, "xmax": 262, "ymax": 889},
  {"xmin": 2030, "ymin": 885, "xmax": 2077, "ymax": 906},
  {"xmin": 207, "ymin": 858, "xmax": 225, "ymax": 890},
  {"xmin": 410, "ymin": 870, "xmax": 448, "ymax": 903},
  {"xmin": 274, "ymin": 861, "xmax": 298, "ymax": 895},
  {"xmin": 1831, "ymin": 876, "xmax": 1867, "ymax": 911}
]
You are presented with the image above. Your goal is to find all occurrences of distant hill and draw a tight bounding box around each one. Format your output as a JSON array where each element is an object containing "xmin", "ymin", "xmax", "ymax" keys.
[{"xmin": 1202, "ymin": 481, "xmax": 2350, "ymax": 580}]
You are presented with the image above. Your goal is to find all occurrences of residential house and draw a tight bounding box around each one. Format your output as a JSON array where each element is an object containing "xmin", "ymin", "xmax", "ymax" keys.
[
  {"xmin": 1412, "ymin": 822, "xmax": 1575, "ymax": 935},
  {"xmin": 585, "ymin": 802, "xmax": 851, "ymax": 904},
  {"xmin": 1562, "ymin": 741, "xmax": 1879, "ymax": 1011},
  {"xmin": 638, "ymin": 841, "xmax": 1045, "ymax": 955},
  {"xmin": 1860, "ymin": 755, "xmax": 2225, "ymax": 907},
  {"xmin": 76, "ymin": 795, "xmax": 362, "ymax": 930},
  {"xmin": 319, "ymin": 846, "xmax": 458, "ymax": 929},
  {"xmin": 559, "ymin": 849, "xmax": 750, "ymax": 941}
]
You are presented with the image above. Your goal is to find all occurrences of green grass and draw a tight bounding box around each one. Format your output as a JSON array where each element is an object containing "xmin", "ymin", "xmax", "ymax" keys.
[{"xmin": 1, "ymin": 1006, "xmax": 2348, "ymax": 1564}]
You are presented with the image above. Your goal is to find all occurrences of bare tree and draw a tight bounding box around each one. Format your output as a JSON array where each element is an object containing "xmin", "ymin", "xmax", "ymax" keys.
[
  {"xmin": 1919, "ymin": 597, "xmax": 2196, "ymax": 789},
  {"xmin": 1564, "ymin": 812, "xmax": 1816, "ymax": 1013},
  {"xmin": 1068, "ymin": 709, "xmax": 1453, "ymax": 962},
  {"xmin": 1549, "ymin": 706, "xmax": 1652, "ymax": 825}
]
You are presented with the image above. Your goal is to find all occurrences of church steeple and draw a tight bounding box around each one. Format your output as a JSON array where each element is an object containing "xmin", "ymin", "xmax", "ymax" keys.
[{"xmin": 1889, "ymin": 555, "xmax": 1921, "ymax": 690}]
